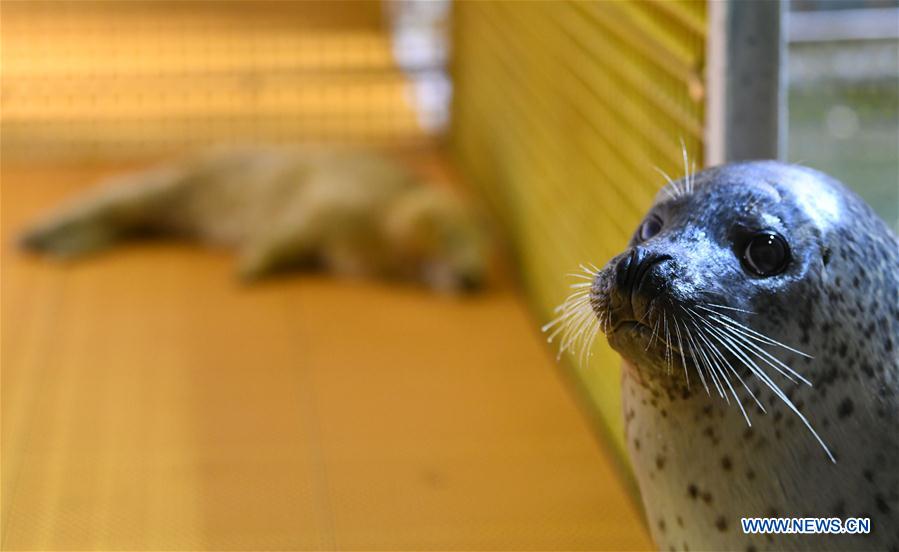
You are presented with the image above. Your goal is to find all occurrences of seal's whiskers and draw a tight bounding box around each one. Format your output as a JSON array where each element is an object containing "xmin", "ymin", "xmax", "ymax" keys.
[
  {"xmin": 679, "ymin": 138, "xmax": 696, "ymax": 195},
  {"xmin": 696, "ymin": 305, "xmax": 813, "ymax": 359},
  {"xmin": 702, "ymin": 303, "xmax": 756, "ymax": 315},
  {"xmin": 691, "ymin": 319, "xmax": 728, "ymax": 399},
  {"xmin": 654, "ymin": 167, "xmax": 683, "ymax": 200},
  {"xmin": 672, "ymin": 319, "xmax": 690, "ymax": 388},
  {"xmin": 685, "ymin": 307, "xmax": 763, "ymax": 424},
  {"xmin": 714, "ymin": 323, "xmax": 809, "ymax": 386},
  {"xmin": 542, "ymin": 264, "xmax": 603, "ymax": 365},
  {"xmin": 663, "ymin": 312, "xmax": 672, "ymax": 375},
  {"xmin": 542, "ymin": 261, "xmax": 837, "ymax": 460},
  {"xmin": 696, "ymin": 320, "xmax": 769, "ymax": 415},
  {"xmin": 681, "ymin": 322, "xmax": 712, "ymax": 395},
  {"xmin": 688, "ymin": 304, "xmax": 835, "ymax": 462}
]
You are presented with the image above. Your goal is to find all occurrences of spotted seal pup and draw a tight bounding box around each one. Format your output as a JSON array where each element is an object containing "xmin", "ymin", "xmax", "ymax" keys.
[
  {"xmin": 20, "ymin": 146, "xmax": 489, "ymax": 293},
  {"xmin": 545, "ymin": 161, "xmax": 898, "ymax": 551}
]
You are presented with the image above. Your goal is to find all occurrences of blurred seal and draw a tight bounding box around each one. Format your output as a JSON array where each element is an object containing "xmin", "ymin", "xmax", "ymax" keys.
[{"xmin": 19, "ymin": 146, "xmax": 490, "ymax": 293}]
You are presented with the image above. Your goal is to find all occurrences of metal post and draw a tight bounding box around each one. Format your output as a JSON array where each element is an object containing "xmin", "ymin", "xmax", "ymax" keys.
[{"xmin": 705, "ymin": 0, "xmax": 786, "ymax": 165}]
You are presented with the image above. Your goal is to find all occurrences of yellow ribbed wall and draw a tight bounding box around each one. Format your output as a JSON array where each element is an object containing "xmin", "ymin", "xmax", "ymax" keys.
[{"xmin": 451, "ymin": 1, "xmax": 707, "ymax": 461}]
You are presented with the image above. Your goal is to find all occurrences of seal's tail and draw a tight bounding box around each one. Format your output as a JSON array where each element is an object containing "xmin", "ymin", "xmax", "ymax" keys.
[{"xmin": 19, "ymin": 166, "xmax": 186, "ymax": 259}]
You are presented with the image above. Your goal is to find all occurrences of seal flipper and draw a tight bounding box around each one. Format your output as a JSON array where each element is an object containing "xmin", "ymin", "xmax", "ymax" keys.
[{"xmin": 19, "ymin": 166, "xmax": 187, "ymax": 259}]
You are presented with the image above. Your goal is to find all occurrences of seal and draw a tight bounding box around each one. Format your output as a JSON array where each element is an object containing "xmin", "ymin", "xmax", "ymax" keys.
[
  {"xmin": 546, "ymin": 161, "xmax": 898, "ymax": 551},
  {"xmin": 19, "ymin": 146, "xmax": 489, "ymax": 293}
]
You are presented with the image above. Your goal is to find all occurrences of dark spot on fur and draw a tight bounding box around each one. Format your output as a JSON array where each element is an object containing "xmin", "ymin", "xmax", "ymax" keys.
[
  {"xmin": 837, "ymin": 397, "xmax": 854, "ymax": 419},
  {"xmin": 702, "ymin": 492, "xmax": 713, "ymax": 504},
  {"xmin": 656, "ymin": 455, "xmax": 666, "ymax": 470},
  {"xmin": 860, "ymin": 362, "xmax": 874, "ymax": 378},
  {"xmin": 863, "ymin": 469, "xmax": 874, "ymax": 483},
  {"xmin": 676, "ymin": 515, "xmax": 684, "ymax": 527},
  {"xmin": 715, "ymin": 516, "xmax": 727, "ymax": 532},
  {"xmin": 634, "ymin": 438, "xmax": 641, "ymax": 451},
  {"xmin": 658, "ymin": 518, "xmax": 666, "ymax": 532},
  {"xmin": 832, "ymin": 500, "xmax": 846, "ymax": 518},
  {"xmin": 838, "ymin": 343, "xmax": 848, "ymax": 357},
  {"xmin": 747, "ymin": 469, "xmax": 755, "ymax": 481},
  {"xmin": 703, "ymin": 426, "xmax": 719, "ymax": 445},
  {"xmin": 688, "ymin": 484, "xmax": 698, "ymax": 499},
  {"xmin": 721, "ymin": 456, "xmax": 732, "ymax": 471},
  {"xmin": 876, "ymin": 494, "xmax": 892, "ymax": 514}
]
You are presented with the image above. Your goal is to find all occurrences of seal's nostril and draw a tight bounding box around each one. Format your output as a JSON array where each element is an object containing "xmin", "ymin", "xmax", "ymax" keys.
[
  {"xmin": 611, "ymin": 248, "xmax": 673, "ymax": 326},
  {"xmin": 616, "ymin": 247, "xmax": 647, "ymax": 291},
  {"xmin": 616, "ymin": 247, "xmax": 672, "ymax": 294},
  {"xmin": 633, "ymin": 253, "xmax": 673, "ymax": 293}
]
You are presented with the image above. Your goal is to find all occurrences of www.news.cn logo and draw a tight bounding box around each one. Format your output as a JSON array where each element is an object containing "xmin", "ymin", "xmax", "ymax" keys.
[{"xmin": 741, "ymin": 517, "xmax": 871, "ymax": 535}]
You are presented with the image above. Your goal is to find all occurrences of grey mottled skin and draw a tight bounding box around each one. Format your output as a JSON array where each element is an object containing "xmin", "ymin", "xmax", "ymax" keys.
[{"xmin": 590, "ymin": 162, "xmax": 898, "ymax": 551}]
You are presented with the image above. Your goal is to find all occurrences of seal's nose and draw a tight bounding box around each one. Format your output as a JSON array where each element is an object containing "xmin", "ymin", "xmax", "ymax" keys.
[
  {"xmin": 612, "ymin": 247, "xmax": 673, "ymax": 321},
  {"xmin": 617, "ymin": 247, "xmax": 672, "ymax": 293},
  {"xmin": 615, "ymin": 247, "xmax": 645, "ymax": 291}
]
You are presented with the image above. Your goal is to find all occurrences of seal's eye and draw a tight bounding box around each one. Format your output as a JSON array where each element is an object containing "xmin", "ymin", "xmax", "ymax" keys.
[
  {"xmin": 742, "ymin": 232, "xmax": 790, "ymax": 276},
  {"xmin": 637, "ymin": 215, "xmax": 663, "ymax": 242}
]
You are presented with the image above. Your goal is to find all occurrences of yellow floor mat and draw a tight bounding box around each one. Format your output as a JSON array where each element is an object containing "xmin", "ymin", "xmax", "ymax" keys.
[{"xmin": 1, "ymin": 162, "xmax": 651, "ymax": 550}]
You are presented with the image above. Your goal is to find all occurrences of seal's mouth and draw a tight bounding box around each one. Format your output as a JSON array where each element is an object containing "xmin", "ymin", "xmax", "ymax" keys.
[
  {"xmin": 608, "ymin": 305, "xmax": 687, "ymax": 359},
  {"xmin": 613, "ymin": 320, "xmax": 650, "ymax": 333}
]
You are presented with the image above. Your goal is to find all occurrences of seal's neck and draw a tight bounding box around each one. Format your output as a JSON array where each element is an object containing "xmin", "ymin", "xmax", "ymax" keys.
[{"xmin": 620, "ymin": 361, "xmax": 882, "ymax": 551}]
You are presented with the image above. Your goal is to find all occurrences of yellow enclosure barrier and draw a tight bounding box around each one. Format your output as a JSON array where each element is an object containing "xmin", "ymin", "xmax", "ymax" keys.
[
  {"xmin": 451, "ymin": 0, "xmax": 707, "ymax": 461},
  {"xmin": 2, "ymin": 0, "xmax": 709, "ymax": 501}
]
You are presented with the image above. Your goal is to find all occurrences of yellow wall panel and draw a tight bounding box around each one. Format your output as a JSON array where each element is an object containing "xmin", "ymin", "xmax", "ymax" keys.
[{"xmin": 451, "ymin": 0, "xmax": 707, "ymax": 462}]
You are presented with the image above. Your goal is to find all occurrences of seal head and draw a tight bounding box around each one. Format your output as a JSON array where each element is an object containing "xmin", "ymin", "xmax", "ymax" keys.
[
  {"xmin": 569, "ymin": 161, "xmax": 898, "ymax": 551},
  {"xmin": 593, "ymin": 162, "xmax": 855, "ymax": 397}
]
